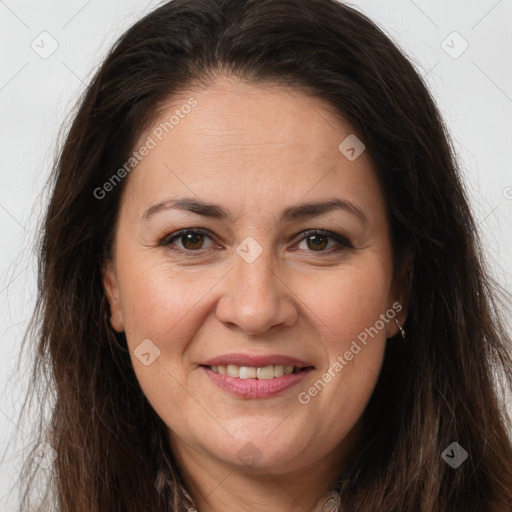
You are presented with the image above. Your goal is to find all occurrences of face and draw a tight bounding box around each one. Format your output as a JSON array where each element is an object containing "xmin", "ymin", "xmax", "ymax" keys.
[{"xmin": 103, "ymin": 76, "xmax": 406, "ymax": 478}]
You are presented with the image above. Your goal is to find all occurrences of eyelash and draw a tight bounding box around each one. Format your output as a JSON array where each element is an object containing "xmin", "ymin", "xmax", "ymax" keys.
[{"xmin": 160, "ymin": 228, "xmax": 353, "ymax": 256}]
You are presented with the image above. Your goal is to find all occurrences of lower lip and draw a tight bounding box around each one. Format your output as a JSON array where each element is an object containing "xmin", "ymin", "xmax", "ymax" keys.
[{"xmin": 201, "ymin": 366, "xmax": 314, "ymax": 399}]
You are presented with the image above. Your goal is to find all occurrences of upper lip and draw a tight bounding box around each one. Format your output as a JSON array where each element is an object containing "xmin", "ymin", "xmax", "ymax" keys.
[{"xmin": 202, "ymin": 353, "xmax": 314, "ymax": 368}]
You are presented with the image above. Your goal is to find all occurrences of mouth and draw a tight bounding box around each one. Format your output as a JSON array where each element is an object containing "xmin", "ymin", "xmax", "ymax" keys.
[{"xmin": 199, "ymin": 355, "xmax": 315, "ymax": 399}]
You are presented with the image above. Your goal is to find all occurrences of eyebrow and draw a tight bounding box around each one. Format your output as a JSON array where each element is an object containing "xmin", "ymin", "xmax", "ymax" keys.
[{"xmin": 141, "ymin": 197, "xmax": 368, "ymax": 225}]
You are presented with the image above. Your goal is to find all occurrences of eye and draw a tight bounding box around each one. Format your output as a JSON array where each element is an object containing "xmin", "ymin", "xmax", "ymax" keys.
[
  {"xmin": 162, "ymin": 229, "xmax": 217, "ymax": 252},
  {"xmin": 161, "ymin": 228, "xmax": 353, "ymax": 255},
  {"xmin": 294, "ymin": 230, "xmax": 353, "ymax": 253}
]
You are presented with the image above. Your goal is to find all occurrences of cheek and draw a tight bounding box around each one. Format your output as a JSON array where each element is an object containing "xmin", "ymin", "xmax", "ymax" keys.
[
  {"xmin": 303, "ymin": 257, "xmax": 391, "ymax": 341},
  {"xmin": 297, "ymin": 258, "xmax": 391, "ymax": 401},
  {"xmin": 117, "ymin": 259, "xmax": 209, "ymax": 418},
  {"xmin": 115, "ymin": 252, "xmax": 206, "ymax": 369}
]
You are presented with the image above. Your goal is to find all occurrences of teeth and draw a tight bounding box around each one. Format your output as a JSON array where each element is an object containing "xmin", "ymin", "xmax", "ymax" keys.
[
  {"xmin": 209, "ymin": 364, "xmax": 301, "ymax": 379},
  {"xmin": 284, "ymin": 365, "xmax": 294, "ymax": 375},
  {"xmin": 274, "ymin": 365, "xmax": 285, "ymax": 377},
  {"xmin": 239, "ymin": 366, "xmax": 257, "ymax": 379},
  {"xmin": 227, "ymin": 364, "xmax": 239, "ymax": 378},
  {"xmin": 256, "ymin": 365, "xmax": 274, "ymax": 380}
]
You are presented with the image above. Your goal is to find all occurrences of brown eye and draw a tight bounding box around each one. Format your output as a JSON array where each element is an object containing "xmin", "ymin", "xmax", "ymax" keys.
[
  {"xmin": 179, "ymin": 232, "xmax": 205, "ymax": 250},
  {"xmin": 296, "ymin": 230, "xmax": 352, "ymax": 253},
  {"xmin": 163, "ymin": 229, "xmax": 216, "ymax": 252},
  {"xmin": 304, "ymin": 233, "xmax": 329, "ymax": 251}
]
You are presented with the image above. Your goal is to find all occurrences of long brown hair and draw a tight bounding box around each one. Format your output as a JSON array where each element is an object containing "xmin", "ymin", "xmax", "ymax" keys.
[{"xmin": 15, "ymin": 0, "xmax": 512, "ymax": 510}]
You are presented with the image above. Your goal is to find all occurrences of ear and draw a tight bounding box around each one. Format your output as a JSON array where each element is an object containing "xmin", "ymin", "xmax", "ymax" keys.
[
  {"xmin": 102, "ymin": 259, "xmax": 125, "ymax": 332},
  {"xmin": 386, "ymin": 249, "xmax": 413, "ymax": 338}
]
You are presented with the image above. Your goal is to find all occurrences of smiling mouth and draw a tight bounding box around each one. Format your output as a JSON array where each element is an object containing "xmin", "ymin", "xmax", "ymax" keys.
[{"xmin": 201, "ymin": 364, "xmax": 313, "ymax": 379}]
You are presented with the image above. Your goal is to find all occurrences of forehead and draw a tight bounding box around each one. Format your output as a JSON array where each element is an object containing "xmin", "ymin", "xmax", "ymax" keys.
[{"xmin": 121, "ymin": 77, "xmax": 386, "ymax": 225}]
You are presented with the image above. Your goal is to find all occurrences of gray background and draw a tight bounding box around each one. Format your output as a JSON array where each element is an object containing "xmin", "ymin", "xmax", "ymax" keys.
[{"xmin": 1, "ymin": 1, "xmax": 511, "ymax": 510}]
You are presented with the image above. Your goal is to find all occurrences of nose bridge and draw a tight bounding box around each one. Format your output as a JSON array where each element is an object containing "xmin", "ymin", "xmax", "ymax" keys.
[
  {"xmin": 235, "ymin": 243, "xmax": 275, "ymax": 297},
  {"xmin": 234, "ymin": 239, "xmax": 279, "ymax": 310}
]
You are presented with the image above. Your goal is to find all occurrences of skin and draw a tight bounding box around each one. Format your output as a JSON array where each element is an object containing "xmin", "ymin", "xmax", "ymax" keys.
[{"xmin": 103, "ymin": 76, "xmax": 407, "ymax": 512}]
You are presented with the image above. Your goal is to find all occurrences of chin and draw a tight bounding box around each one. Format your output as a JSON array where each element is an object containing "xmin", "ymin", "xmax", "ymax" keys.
[{"xmin": 204, "ymin": 424, "xmax": 311, "ymax": 471}]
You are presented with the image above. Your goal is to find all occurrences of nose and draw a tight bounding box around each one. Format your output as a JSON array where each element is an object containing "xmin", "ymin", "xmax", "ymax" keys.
[{"xmin": 215, "ymin": 246, "xmax": 298, "ymax": 336}]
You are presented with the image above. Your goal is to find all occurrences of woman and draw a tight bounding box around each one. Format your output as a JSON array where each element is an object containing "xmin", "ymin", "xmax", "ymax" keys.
[{"xmin": 17, "ymin": 0, "xmax": 512, "ymax": 510}]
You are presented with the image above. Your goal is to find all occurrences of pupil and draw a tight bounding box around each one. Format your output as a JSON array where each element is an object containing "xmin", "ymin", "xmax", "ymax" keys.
[
  {"xmin": 307, "ymin": 234, "xmax": 327, "ymax": 251},
  {"xmin": 183, "ymin": 233, "xmax": 203, "ymax": 250}
]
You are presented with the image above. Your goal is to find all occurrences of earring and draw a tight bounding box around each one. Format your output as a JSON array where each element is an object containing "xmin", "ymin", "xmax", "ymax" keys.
[{"xmin": 395, "ymin": 318, "xmax": 406, "ymax": 339}]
